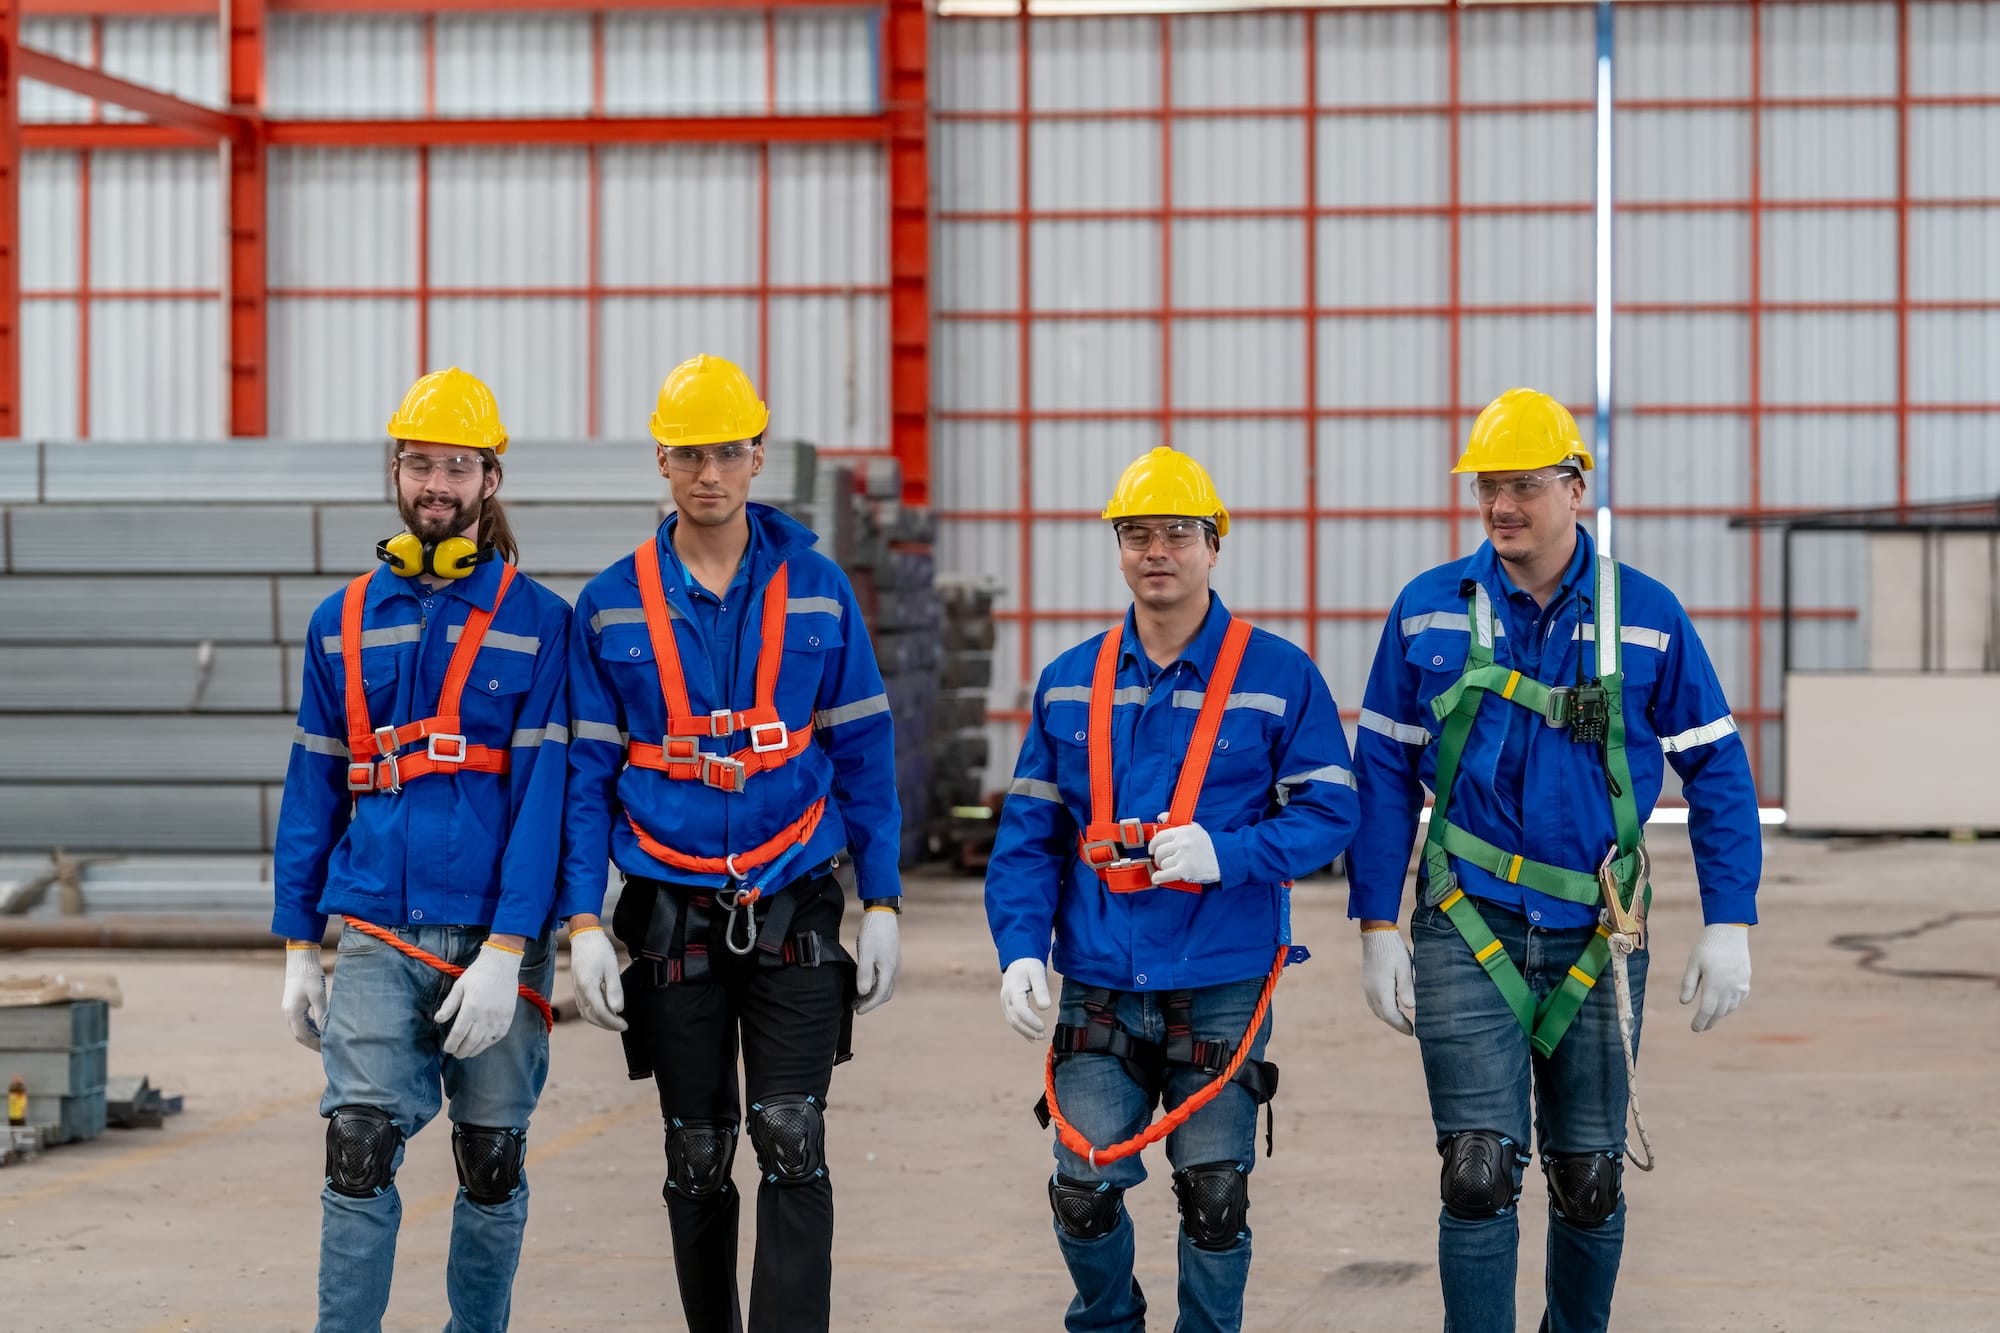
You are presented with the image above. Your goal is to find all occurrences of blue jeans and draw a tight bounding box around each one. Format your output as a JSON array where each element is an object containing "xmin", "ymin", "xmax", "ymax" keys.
[
  {"xmin": 1048, "ymin": 976, "xmax": 1273, "ymax": 1333},
  {"xmin": 315, "ymin": 923, "xmax": 554, "ymax": 1333},
  {"xmin": 1412, "ymin": 898, "xmax": 1648, "ymax": 1333}
]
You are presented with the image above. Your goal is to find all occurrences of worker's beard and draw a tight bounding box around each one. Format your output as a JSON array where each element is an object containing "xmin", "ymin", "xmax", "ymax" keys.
[{"xmin": 398, "ymin": 491, "xmax": 480, "ymax": 547}]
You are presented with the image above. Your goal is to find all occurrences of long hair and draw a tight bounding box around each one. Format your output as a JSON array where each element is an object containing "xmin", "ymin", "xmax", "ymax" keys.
[{"xmin": 476, "ymin": 450, "xmax": 520, "ymax": 565}]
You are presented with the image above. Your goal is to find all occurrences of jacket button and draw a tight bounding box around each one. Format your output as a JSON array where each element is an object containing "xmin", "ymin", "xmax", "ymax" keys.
[
  {"xmin": 1217, "ymin": 739, "xmax": 1229, "ymax": 750},
  {"xmin": 630, "ymin": 646, "xmax": 642, "ymax": 658},
  {"xmin": 1074, "ymin": 731, "xmax": 1085, "ymax": 741},
  {"xmin": 1433, "ymin": 655, "xmax": 1444, "ymax": 666},
  {"xmin": 1135, "ymin": 973, "xmax": 1147, "ymax": 985},
  {"xmin": 488, "ymin": 679, "xmax": 499, "ymax": 690},
  {"xmin": 410, "ymin": 909, "xmax": 424, "ymax": 921},
  {"xmin": 809, "ymin": 635, "xmax": 820, "ymax": 647}
]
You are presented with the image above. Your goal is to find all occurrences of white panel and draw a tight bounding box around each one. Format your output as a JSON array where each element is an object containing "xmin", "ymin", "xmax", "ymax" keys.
[
  {"xmin": 1908, "ymin": 415, "xmax": 2000, "ymax": 499},
  {"xmin": 934, "ymin": 423, "xmax": 1019, "ymax": 512},
  {"xmin": 21, "ymin": 20, "xmax": 93, "ymax": 123},
  {"xmin": 89, "ymin": 300, "xmax": 221, "ymax": 438},
  {"xmin": 90, "ymin": 152, "xmax": 219, "ymax": 290},
  {"xmin": 1025, "ymin": 420, "xmax": 1154, "ymax": 516},
  {"xmin": 1761, "ymin": 414, "xmax": 1897, "ymax": 507},
  {"xmin": 428, "ymin": 300, "xmax": 588, "ymax": 437},
  {"xmin": 268, "ymin": 17, "xmax": 426, "ymax": 117},
  {"xmin": 937, "ymin": 16, "xmax": 1018, "ymax": 112},
  {"xmin": 774, "ymin": 10, "xmax": 878, "ymax": 114},
  {"xmin": 1030, "ymin": 17, "xmax": 1157, "ymax": 111},
  {"xmin": 1030, "ymin": 321, "xmax": 1158, "ymax": 410},
  {"xmin": 1461, "ymin": 114, "xmax": 1594, "ymax": 205},
  {"xmin": 1460, "ymin": 316, "xmax": 1592, "ymax": 410},
  {"xmin": 597, "ymin": 297, "xmax": 759, "ymax": 438},
  {"xmin": 1173, "ymin": 219, "xmax": 1302, "ymax": 311},
  {"xmin": 769, "ymin": 145, "xmax": 886, "ymax": 287},
  {"xmin": 937, "ymin": 122, "xmax": 1019, "ymax": 213},
  {"xmin": 1909, "ymin": 107, "xmax": 2000, "ymax": 199},
  {"xmin": 1460, "ymin": 8, "xmax": 1595, "ymax": 103},
  {"xmin": 1616, "ymin": 110, "xmax": 1751, "ymax": 203},
  {"xmin": 937, "ymin": 222, "xmax": 1018, "ymax": 313},
  {"xmin": 1611, "ymin": 415, "xmax": 1750, "ymax": 507},
  {"xmin": 1762, "ymin": 2, "xmax": 1897, "ymax": 98},
  {"xmin": 1460, "ymin": 215, "xmax": 1593, "ymax": 305},
  {"xmin": 435, "ymin": 14, "xmax": 593, "ymax": 117},
  {"xmin": 599, "ymin": 147, "xmax": 759, "ymax": 287},
  {"xmin": 1318, "ymin": 317, "xmax": 1449, "ymax": 411},
  {"xmin": 1316, "ymin": 116, "xmax": 1448, "ymax": 208},
  {"xmin": 1615, "ymin": 3, "xmax": 1752, "ymax": 99},
  {"xmin": 1618, "ymin": 518, "xmax": 1747, "ymax": 613},
  {"xmin": 21, "ymin": 153, "xmax": 80, "ymax": 293},
  {"xmin": 21, "ymin": 303, "xmax": 81, "ymax": 439},
  {"xmin": 1170, "ymin": 420, "xmax": 1304, "ymax": 510},
  {"xmin": 1173, "ymin": 116, "xmax": 1304, "ymax": 211},
  {"xmin": 1213, "ymin": 519, "xmax": 1307, "ymax": 612},
  {"xmin": 269, "ymin": 150, "xmax": 418, "ymax": 289},
  {"xmin": 936, "ymin": 322, "xmax": 1018, "ymax": 412},
  {"xmin": 1910, "ymin": 208, "xmax": 2000, "ymax": 301},
  {"xmin": 1614, "ymin": 212, "xmax": 1749, "ymax": 305},
  {"xmin": 767, "ymin": 295, "xmax": 887, "ymax": 449},
  {"xmin": 1031, "ymin": 220, "xmax": 1159, "ymax": 311},
  {"xmin": 1027, "ymin": 518, "xmax": 1128, "ymax": 613},
  {"xmin": 1315, "ymin": 11, "xmax": 1447, "ymax": 107},
  {"xmin": 1760, "ymin": 210, "xmax": 1897, "ymax": 302},
  {"xmin": 1911, "ymin": 1, "xmax": 2000, "ymax": 96},
  {"xmin": 429, "ymin": 149, "xmax": 589, "ymax": 288},
  {"xmin": 1317, "ymin": 418, "xmax": 1455, "ymax": 510},
  {"xmin": 602, "ymin": 12, "xmax": 763, "ymax": 115},
  {"xmin": 1615, "ymin": 314, "xmax": 1750, "ymax": 408},
  {"xmin": 1319, "ymin": 516, "xmax": 1452, "ymax": 611},
  {"xmin": 1031, "ymin": 121, "xmax": 1160, "ymax": 210},
  {"xmin": 1761, "ymin": 313, "xmax": 1896, "ymax": 404},
  {"xmin": 268, "ymin": 300, "xmax": 418, "ymax": 439},
  {"xmin": 1763, "ymin": 109, "xmax": 1897, "ymax": 201},
  {"xmin": 100, "ymin": 17, "xmax": 220, "ymax": 124},
  {"xmin": 1170, "ymin": 320, "xmax": 1304, "ymax": 411},
  {"xmin": 1317, "ymin": 217, "xmax": 1449, "ymax": 309},
  {"xmin": 1170, "ymin": 13, "xmax": 1303, "ymax": 109},
  {"xmin": 1909, "ymin": 312, "xmax": 2000, "ymax": 405}
]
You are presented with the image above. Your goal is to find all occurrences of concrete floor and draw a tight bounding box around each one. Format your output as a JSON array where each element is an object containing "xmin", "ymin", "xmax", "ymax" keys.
[{"xmin": 1, "ymin": 833, "xmax": 1997, "ymax": 1331}]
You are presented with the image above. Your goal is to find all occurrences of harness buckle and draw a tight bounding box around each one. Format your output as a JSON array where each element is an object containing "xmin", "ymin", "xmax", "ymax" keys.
[
  {"xmin": 1543, "ymin": 687, "xmax": 1574, "ymax": 728},
  {"xmin": 372, "ymin": 724, "xmax": 401, "ymax": 756},
  {"xmin": 748, "ymin": 720, "xmax": 790, "ymax": 754},
  {"xmin": 706, "ymin": 708, "xmax": 736, "ymax": 738},
  {"xmin": 426, "ymin": 732, "xmax": 468, "ymax": 765},
  {"xmin": 699, "ymin": 753, "xmax": 748, "ymax": 793},
  {"xmin": 346, "ymin": 761, "xmax": 376, "ymax": 793},
  {"xmin": 377, "ymin": 751, "xmax": 402, "ymax": 793},
  {"xmin": 1078, "ymin": 838, "xmax": 1121, "ymax": 867},
  {"xmin": 1117, "ymin": 817, "xmax": 1151, "ymax": 848}
]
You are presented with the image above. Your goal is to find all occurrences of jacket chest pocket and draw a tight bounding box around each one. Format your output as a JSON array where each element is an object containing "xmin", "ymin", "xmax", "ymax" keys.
[
  {"xmin": 1405, "ymin": 631, "xmax": 1472, "ymax": 718},
  {"xmin": 457, "ymin": 648, "xmax": 536, "ymax": 727}
]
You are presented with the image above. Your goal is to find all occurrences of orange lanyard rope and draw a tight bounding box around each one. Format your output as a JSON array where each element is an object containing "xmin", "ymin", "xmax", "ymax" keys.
[{"xmin": 340, "ymin": 916, "xmax": 555, "ymax": 1032}]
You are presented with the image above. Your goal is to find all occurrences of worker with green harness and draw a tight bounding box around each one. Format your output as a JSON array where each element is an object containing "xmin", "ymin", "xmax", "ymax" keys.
[{"xmin": 1348, "ymin": 388, "xmax": 1762, "ymax": 1333}]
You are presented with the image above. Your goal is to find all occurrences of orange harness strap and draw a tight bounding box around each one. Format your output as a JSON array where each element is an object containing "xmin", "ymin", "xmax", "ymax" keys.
[
  {"xmin": 340, "ymin": 565, "xmax": 517, "ymax": 794},
  {"xmin": 1042, "ymin": 946, "xmax": 1285, "ymax": 1169},
  {"xmin": 624, "ymin": 796, "xmax": 827, "ymax": 904},
  {"xmin": 1076, "ymin": 616, "xmax": 1254, "ymax": 893},
  {"xmin": 339, "ymin": 916, "xmax": 555, "ymax": 1032}
]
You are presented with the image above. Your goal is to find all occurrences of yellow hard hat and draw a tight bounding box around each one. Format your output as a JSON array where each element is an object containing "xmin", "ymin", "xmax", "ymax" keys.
[
  {"xmin": 1102, "ymin": 446, "xmax": 1230, "ymax": 537},
  {"xmin": 386, "ymin": 367, "xmax": 508, "ymax": 455},
  {"xmin": 1452, "ymin": 388, "xmax": 1594, "ymax": 474},
  {"xmin": 650, "ymin": 354, "xmax": 770, "ymax": 449}
]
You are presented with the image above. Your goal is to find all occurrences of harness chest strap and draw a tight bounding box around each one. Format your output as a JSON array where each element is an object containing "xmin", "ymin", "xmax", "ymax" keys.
[
  {"xmin": 1076, "ymin": 615, "xmax": 1254, "ymax": 893},
  {"xmin": 341, "ymin": 565, "xmax": 517, "ymax": 794}
]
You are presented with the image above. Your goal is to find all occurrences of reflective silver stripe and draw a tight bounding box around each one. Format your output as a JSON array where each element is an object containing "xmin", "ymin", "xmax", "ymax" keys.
[
  {"xmin": 448, "ymin": 625, "xmax": 540, "ymax": 655},
  {"xmin": 1472, "ymin": 584, "xmax": 1494, "ymax": 651},
  {"xmin": 573, "ymin": 719, "xmax": 628, "ymax": 746},
  {"xmin": 1046, "ymin": 685, "xmax": 1149, "ymax": 706},
  {"xmin": 590, "ymin": 607, "xmax": 648, "ymax": 633},
  {"xmin": 1276, "ymin": 763, "xmax": 1357, "ymax": 797},
  {"xmin": 1401, "ymin": 610, "xmax": 1505, "ymax": 638},
  {"xmin": 511, "ymin": 723, "xmax": 569, "ymax": 747},
  {"xmin": 1359, "ymin": 708, "xmax": 1429, "ymax": 746},
  {"xmin": 293, "ymin": 727, "xmax": 349, "ymax": 758},
  {"xmin": 320, "ymin": 624, "xmax": 421, "ymax": 654},
  {"xmin": 1171, "ymin": 690, "xmax": 1287, "ymax": 718},
  {"xmin": 1008, "ymin": 777, "xmax": 1063, "ymax": 803},
  {"xmin": 1572, "ymin": 624, "xmax": 1671, "ymax": 652},
  {"xmin": 816, "ymin": 693, "xmax": 890, "ymax": 728},
  {"xmin": 1597, "ymin": 557, "xmax": 1620, "ymax": 677},
  {"xmin": 786, "ymin": 596, "xmax": 844, "ymax": 618},
  {"xmin": 1660, "ymin": 715, "xmax": 1738, "ymax": 754}
]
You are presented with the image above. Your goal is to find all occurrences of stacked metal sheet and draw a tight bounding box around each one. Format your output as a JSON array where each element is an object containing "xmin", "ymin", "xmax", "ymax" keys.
[{"xmin": 0, "ymin": 1000, "xmax": 110, "ymax": 1145}]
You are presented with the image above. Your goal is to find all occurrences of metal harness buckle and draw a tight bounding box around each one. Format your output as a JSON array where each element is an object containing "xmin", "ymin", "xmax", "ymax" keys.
[
  {"xmin": 699, "ymin": 753, "xmax": 748, "ymax": 793},
  {"xmin": 1597, "ymin": 844, "xmax": 1649, "ymax": 947},
  {"xmin": 706, "ymin": 708, "xmax": 736, "ymax": 738},
  {"xmin": 426, "ymin": 732, "xmax": 468, "ymax": 765},
  {"xmin": 1543, "ymin": 687, "xmax": 1575, "ymax": 728},
  {"xmin": 1117, "ymin": 817, "xmax": 1151, "ymax": 847},
  {"xmin": 748, "ymin": 720, "xmax": 790, "ymax": 754},
  {"xmin": 369, "ymin": 726, "xmax": 404, "ymax": 792},
  {"xmin": 346, "ymin": 761, "xmax": 376, "ymax": 793}
]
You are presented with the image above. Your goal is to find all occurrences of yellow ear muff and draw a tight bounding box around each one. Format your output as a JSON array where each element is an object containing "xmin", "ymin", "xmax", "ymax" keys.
[
  {"xmin": 377, "ymin": 532, "xmax": 426, "ymax": 577},
  {"xmin": 431, "ymin": 537, "xmax": 482, "ymax": 579}
]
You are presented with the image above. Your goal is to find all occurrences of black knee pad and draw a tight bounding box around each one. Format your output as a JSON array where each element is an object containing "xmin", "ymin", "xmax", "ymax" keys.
[
  {"xmin": 1543, "ymin": 1151, "xmax": 1622, "ymax": 1228},
  {"xmin": 746, "ymin": 1094, "xmax": 826, "ymax": 1186},
  {"xmin": 1438, "ymin": 1130, "xmax": 1525, "ymax": 1221},
  {"xmin": 325, "ymin": 1106, "xmax": 402, "ymax": 1199},
  {"xmin": 1173, "ymin": 1161, "xmax": 1251, "ymax": 1253},
  {"xmin": 1048, "ymin": 1174, "xmax": 1124, "ymax": 1241},
  {"xmin": 452, "ymin": 1124, "xmax": 526, "ymax": 1206},
  {"xmin": 664, "ymin": 1118, "xmax": 738, "ymax": 1201}
]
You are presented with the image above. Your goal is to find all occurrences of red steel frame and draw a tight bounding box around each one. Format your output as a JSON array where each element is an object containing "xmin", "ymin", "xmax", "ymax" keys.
[
  {"xmin": 0, "ymin": 0, "xmax": 930, "ymax": 505},
  {"xmin": 933, "ymin": 0, "xmax": 2000, "ymax": 801}
]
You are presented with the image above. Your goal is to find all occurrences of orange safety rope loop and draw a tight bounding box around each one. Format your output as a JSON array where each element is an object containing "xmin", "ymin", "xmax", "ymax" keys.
[{"xmin": 340, "ymin": 916, "xmax": 555, "ymax": 1032}]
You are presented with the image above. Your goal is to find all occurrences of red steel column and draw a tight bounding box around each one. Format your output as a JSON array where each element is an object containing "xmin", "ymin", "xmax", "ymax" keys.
[
  {"xmin": 885, "ymin": 0, "xmax": 930, "ymax": 505},
  {"xmin": 227, "ymin": 0, "xmax": 266, "ymax": 434}
]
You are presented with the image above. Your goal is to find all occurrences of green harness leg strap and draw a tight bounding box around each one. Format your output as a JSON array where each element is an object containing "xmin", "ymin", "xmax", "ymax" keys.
[{"xmin": 1420, "ymin": 557, "xmax": 1649, "ymax": 1057}]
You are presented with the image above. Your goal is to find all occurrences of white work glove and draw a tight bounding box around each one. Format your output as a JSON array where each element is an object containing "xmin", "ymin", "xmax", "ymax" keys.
[
  {"xmin": 435, "ymin": 943, "xmax": 524, "ymax": 1060},
  {"xmin": 853, "ymin": 907, "xmax": 901, "ymax": 1015},
  {"xmin": 1679, "ymin": 923, "xmax": 1752, "ymax": 1033},
  {"xmin": 1148, "ymin": 818, "xmax": 1221, "ymax": 886},
  {"xmin": 568, "ymin": 926, "xmax": 627, "ymax": 1032},
  {"xmin": 282, "ymin": 944, "xmax": 327, "ymax": 1052},
  {"xmin": 1360, "ymin": 928, "xmax": 1416, "ymax": 1036},
  {"xmin": 1000, "ymin": 957, "xmax": 1052, "ymax": 1041}
]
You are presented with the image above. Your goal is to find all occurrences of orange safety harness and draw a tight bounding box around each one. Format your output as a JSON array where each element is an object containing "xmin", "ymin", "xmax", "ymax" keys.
[
  {"xmin": 1076, "ymin": 615, "xmax": 1253, "ymax": 892},
  {"xmin": 340, "ymin": 565, "xmax": 517, "ymax": 794},
  {"xmin": 340, "ymin": 916, "xmax": 555, "ymax": 1032}
]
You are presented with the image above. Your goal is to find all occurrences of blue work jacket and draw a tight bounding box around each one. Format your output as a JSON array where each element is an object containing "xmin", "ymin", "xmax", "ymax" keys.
[
  {"xmin": 1348, "ymin": 526, "xmax": 1762, "ymax": 929},
  {"xmin": 271, "ymin": 558, "xmax": 573, "ymax": 941},
  {"xmin": 559, "ymin": 504, "xmax": 901, "ymax": 915},
  {"xmin": 986, "ymin": 594, "xmax": 1360, "ymax": 992}
]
